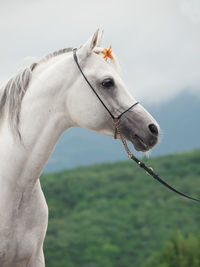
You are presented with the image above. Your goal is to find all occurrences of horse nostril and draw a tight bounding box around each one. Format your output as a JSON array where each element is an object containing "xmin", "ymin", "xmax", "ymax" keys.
[{"xmin": 149, "ymin": 124, "xmax": 158, "ymax": 136}]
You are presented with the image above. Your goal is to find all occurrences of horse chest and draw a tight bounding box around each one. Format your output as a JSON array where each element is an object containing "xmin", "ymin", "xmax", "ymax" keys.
[
  {"xmin": 0, "ymin": 230, "xmax": 36, "ymax": 265},
  {"xmin": 0, "ymin": 184, "xmax": 48, "ymax": 266}
]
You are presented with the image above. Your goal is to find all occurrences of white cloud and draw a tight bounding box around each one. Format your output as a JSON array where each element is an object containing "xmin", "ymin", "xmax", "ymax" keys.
[{"xmin": 0, "ymin": 0, "xmax": 200, "ymax": 104}]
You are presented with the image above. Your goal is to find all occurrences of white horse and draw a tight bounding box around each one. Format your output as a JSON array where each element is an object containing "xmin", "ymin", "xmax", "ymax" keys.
[{"xmin": 0, "ymin": 30, "xmax": 160, "ymax": 266}]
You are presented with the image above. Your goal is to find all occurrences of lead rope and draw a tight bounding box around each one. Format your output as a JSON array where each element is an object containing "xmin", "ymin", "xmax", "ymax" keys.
[{"xmin": 113, "ymin": 119, "xmax": 200, "ymax": 202}]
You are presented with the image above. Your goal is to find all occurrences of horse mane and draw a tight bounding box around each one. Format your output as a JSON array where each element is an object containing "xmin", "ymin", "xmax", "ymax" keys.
[
  {"xmin": 0, "ymin": 67, "xmax": 32, "ymax": 138},
  {"xmin": 0, "ymin": 47, "xmax": 73, "ymax": 137},
  {"xmin": 32, "ymin": 47, "xmax": 73, "ymax": 70}
]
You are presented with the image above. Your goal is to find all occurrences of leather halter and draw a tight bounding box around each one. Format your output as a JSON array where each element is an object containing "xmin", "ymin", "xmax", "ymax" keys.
[
  {"xmin": 73, "ymin": 48, "xmax": 139, "ymax": 132},
  {"xmin": 73, "ymin": 48, "xmax": 200, "ymax": 203}
]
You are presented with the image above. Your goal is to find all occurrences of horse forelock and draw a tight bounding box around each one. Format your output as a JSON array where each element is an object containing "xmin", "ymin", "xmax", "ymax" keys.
[{"xmin": 93, "ymin": 47, "xmax": 121, "ymax": 73}]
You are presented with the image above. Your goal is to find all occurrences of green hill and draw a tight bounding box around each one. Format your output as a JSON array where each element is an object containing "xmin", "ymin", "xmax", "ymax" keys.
[{"xmin": 41, "ymin": 150, "xmax": 200, "ymax": 267}]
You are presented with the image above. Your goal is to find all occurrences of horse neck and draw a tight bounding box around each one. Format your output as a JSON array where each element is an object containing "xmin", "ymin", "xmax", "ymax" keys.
[{"xmin": 0, "ymin": 53, "xmax": 75, "ymax": 205}]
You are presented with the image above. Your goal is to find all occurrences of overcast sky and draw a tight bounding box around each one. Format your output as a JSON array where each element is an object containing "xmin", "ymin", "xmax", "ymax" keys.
[{"xmin": 0, "ymin": 0, "xmax": 200, "ymax": 105}]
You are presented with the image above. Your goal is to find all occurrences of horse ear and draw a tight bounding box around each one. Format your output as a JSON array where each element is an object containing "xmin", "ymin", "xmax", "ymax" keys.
[
  {"xmin": 90, "ymin": 29, "xmax": 99, "ymax": 50},
  {"xmin": 96, "ymin": 30, "xmax": 104, "ymax": 47},
  {"xmin": 80, "ymin": 30, "xmax": 99, "ymax": 55}
]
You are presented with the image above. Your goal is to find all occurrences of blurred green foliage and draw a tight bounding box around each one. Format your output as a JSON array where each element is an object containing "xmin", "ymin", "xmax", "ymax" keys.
[
  {"xmin": 145, "ymin": 232, "xmax": 200, "ymax": 267},
  {"xmin": 41, "ymin": 150, "xmax": 200, "ymax": 267}
]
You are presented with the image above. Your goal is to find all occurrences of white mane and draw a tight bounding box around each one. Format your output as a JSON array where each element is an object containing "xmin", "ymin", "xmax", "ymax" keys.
[{"xmin": 0, "ymin": 48, "xmax": 73, "ymax": 137}]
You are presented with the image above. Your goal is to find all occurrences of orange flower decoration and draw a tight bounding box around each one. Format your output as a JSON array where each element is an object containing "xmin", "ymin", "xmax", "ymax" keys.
[{"xmin": 102, "ymin": 45, "xmax": 113, "ymax": 61}]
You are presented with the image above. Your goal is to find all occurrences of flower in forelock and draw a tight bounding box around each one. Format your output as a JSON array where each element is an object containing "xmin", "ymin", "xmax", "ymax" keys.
[
  {"xmin": 93, "ymin": 45, "xmax": 121, "ymax": 73},
  {"xmin": 102, "ymin": 45, "xmax": 113, "ymax": 61}
]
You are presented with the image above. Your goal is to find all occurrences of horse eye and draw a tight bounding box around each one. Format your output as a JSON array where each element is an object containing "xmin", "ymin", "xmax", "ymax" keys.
[{"xmin": 101, "ymin": 78, "xmax": 114, "ymax": 88}]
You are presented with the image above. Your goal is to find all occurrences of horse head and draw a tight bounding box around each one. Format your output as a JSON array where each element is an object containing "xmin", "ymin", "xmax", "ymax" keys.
[{"xmin": 67, "ymin": 30, "xmax": 160, "ymax": 152}]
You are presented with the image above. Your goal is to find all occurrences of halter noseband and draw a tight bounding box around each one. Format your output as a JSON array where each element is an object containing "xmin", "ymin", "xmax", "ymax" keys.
[{"xmin": 72, "ymin": 48, "xmax": 200, "ymax": 203}]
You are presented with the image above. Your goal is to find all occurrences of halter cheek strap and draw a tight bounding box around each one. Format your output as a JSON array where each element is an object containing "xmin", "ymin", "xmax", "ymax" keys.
[
  {"xmin": 73, "ymin": 48, "xmax": 139, "ymax": 123},
  {"xmin": 73, "ymin": 48, "xmax": 200, "ymax": 203}
]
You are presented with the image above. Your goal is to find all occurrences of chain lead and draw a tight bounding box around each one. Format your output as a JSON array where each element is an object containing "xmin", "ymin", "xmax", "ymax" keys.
[{"xmin": 112, "ymin": 118, "xmax": 134, "ymax": 158}]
